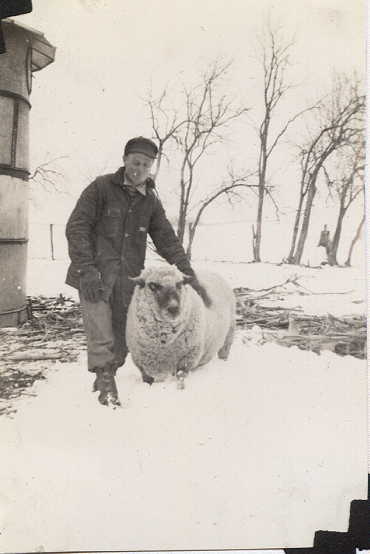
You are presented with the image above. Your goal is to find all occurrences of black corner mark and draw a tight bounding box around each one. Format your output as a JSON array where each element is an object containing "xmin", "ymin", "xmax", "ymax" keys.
[
  {"xmin": 0, "ymin": 0, "xmax": 33, "ymax": 19},
  {"xmin": 284, "ymin": 476, "xmax": 370, "ymax": 554}
]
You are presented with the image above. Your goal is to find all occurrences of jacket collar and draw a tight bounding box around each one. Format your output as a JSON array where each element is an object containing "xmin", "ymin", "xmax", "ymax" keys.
[{"xmin": 111, "ymin": 166, "xmax": 156, "ymax": 195}]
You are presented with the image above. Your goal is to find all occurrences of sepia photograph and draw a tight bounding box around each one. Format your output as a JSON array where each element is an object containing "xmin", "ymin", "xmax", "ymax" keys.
[{"xmin": 0, "ymin": 0, "xmax": 368, "ymax": 552}]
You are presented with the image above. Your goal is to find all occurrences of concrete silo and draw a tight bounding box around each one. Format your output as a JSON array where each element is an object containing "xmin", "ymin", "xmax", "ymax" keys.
[{"xmin": 0, "ymin": 19, "xmax": 55, "ymax": 327}]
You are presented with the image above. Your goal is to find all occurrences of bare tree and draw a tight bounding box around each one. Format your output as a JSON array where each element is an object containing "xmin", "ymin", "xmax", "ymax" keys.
[
  {"xmin": 287, "ymin": 74, "xmax": 365, "ymax": 264},
  {"xmin": 186, "ymin": 170, "xmax": 257, "ymax": 259},
  {"xmin": 146, "ymin": 90, "xmax": 184, "ymax": 181},
  {"xmin": 319, "ymin": 137, "xmax": 365, "ymax": 265},
  {"xmin": 144, "ymin": 60, "xmax": 250, "ymax": 256},
  {"xmin": 345, "ymin": 213, "xmax": 365, "ymax": 267},
  {"xmin": 29, "ymin": 156, "xmax": 67, "ymax": 193},
  {"xmin": 252, "ymin": 25, "xmax": 316, "ymax": 262}
]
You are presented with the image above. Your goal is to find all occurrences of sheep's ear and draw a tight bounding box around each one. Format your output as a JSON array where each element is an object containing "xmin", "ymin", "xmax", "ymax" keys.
[
  {"xmin": 129, "ymin": 276, "xmax": 145, "ymax": 288},
  {"xmin": 182, "ymin": 273, "xmax": 194, "ymax": 285}
]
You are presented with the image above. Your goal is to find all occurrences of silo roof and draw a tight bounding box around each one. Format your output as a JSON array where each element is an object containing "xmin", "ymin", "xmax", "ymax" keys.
[{"xmin": 2, "ymin": 18, "xmax": 56, "ymax": 71}]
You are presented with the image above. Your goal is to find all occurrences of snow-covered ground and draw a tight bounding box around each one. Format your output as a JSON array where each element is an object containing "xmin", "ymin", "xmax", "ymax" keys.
[
  {"xmin": 27, "ymin": 257, "xmax": 367, "ymax": 317},
  {"xmin": 0, "ymin": 259, "xmax": 367, "ymax": 553},
  {"xmin": 0, "ymin": 333, "xmax": 367, "ymax": 552}
]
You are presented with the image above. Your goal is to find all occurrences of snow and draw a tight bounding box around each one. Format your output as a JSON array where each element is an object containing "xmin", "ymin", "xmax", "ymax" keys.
[
  {"xmin": 0, "ymin": 331, "xmax": 367, "ymax": 552},
  {"xmin": 0, "ymin": 258, "xmax": 367, "ymax": 552},
  {"xmin": 27, "ymin": 257, "xmax": 367, "ymax": 317}
]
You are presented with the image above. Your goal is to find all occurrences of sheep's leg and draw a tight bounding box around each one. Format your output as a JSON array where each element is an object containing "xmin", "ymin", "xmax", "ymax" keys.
[
  {"xmin": 175, "ymin": 359, "xmax": 190, "ymax": 390},
  {"xmin": 140, "ymin": 369, "xmax": 154, "ymax": 385},
  {"xmin": 176, "ymin": 369, "xmax": 187, "ymax": 390},
  {"xmin": 218, "ymin": 320, "xmax": 235, "ymax": 360}
]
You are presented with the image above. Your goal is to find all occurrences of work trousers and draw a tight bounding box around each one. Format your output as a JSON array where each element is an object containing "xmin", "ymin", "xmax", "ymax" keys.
[{"xmin": 79, "ymin": 277, "xmax": 134, "ymax": 373}]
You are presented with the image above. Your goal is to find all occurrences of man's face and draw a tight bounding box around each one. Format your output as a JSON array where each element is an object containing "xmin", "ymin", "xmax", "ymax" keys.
[{"xmin": 123, "ymin": 152, "xmax": 154, "ymax": 186}]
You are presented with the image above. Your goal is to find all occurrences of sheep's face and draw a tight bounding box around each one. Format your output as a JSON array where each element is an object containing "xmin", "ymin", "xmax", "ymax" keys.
[
  {"xmin": 146, "ymin": 277, "xmax": 185, "ymax": 319},
  {"xmin": 131, "ymin": 268, "xmax": 193, "ymax": 319}
]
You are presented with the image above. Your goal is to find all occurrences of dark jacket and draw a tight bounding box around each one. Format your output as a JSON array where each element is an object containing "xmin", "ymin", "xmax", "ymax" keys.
[{"xmin": 65, "ymin": 167, "xmax": 192, "ymax": 300}]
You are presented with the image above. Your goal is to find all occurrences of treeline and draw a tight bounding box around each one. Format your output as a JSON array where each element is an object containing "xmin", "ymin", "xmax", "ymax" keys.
[{"xmin": 144, "ymin": 25, "xmax": 365, "ymax": 266}]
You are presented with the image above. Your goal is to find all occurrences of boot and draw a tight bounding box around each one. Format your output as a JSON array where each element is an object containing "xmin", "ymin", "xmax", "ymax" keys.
[{"xmin": 93, "ymin": 366, "xmax": 121, "ymax": 408}]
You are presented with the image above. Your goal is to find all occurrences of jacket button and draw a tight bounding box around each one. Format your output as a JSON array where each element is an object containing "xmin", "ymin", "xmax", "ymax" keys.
[{"xmin": 125, "ymin": 233, "xmax": 130, "ymax": 238}]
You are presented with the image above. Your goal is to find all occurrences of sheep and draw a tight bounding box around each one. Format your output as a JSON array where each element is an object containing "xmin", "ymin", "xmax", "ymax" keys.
[{"xmin": 126, "ymin": 265, "xmax": 235, "ymax": 387}]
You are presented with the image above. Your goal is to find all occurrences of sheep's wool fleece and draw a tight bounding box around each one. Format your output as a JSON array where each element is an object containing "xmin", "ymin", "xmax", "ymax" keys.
[{"xmin": 126, "ymin": 267, "xmax": 235, "ymax": 381}]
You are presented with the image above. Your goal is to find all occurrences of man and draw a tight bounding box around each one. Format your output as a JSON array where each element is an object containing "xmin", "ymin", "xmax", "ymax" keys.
[{"xmin": 65, "ymin": 136, "xmax": 210, "ymax": 408}]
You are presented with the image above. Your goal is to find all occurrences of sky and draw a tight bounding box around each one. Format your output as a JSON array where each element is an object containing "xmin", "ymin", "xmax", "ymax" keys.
[{"xmin": 14, "ymin": 0, "xmax": 366, "ymax": 264}]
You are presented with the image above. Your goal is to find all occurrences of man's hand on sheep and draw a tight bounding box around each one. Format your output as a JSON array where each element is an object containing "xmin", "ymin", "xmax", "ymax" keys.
[
  {"xmin": 186, "ymin": 274, "xmax": 212, "ymax": 308},
  {"xmin": 79, "ymin": 267, "xmax": 104, "ymax": 303}
]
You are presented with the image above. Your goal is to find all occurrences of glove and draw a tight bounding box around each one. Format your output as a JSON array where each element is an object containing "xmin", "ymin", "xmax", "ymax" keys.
[
  {"xmin": 79, "ymin": 267, "xmax": 104, "ymax": 303},
  {"xmin": 188, "ymin": 275, "xmax": 212, "ymax": 308}
]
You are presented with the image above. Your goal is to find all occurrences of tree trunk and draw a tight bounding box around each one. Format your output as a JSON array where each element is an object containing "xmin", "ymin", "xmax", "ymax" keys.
[
  {"xmin": 325, "ymin": 244, "xmax": 337, "ymax": 266},
  {"xmin": 177, "ymin": 206, "xmax": 186, "ymax": 244},
  {"xmin": 186, "ymin": 222, "xmax": 195, "ymax": 260},
  {"xmin": 328, "ymin": 205, "xmax": 346, "ymax": 266},
  {"xmin": 291, "ymin": 181, "xmax": 317, "ymax": 264},
  {"xmin": 287, "ymin": 192, "xmax": 304, "ymax": 263},
  {"xmin": 252, "ymin": 224, "xmax": 258, "ymax": 261},
  {"xmin": 254, "ymin": 187, "xmax": 264, "ymax": 262},
  {"xmin": 345, "ymin": 214, "xmax": 365, "ymax": 266},
  {"xmin": 177, "ymin": 171, "xmax": 187, "ymax": 243}
]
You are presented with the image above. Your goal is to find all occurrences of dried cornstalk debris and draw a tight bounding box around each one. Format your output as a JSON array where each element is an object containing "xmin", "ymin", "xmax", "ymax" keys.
[
  {"xmin": 0, "ymin": 295, "xmax": 85, "ymax": 416},
  {"xmin": 234, "ymin": 284, "xmax": 366, "ymax": 359},
  {"xmin": 8, "ymin": 350, "xmax": 63, "ymax": 362}
]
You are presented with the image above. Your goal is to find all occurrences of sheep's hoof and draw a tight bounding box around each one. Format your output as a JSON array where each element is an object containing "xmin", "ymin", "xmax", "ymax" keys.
[
  {"xmin": 176, "ymin": 370, "xmax": 186, "ymax": 390},
  {"xmin": 141, "ymin": 371, "xmax": 154, "ymax": 386}
]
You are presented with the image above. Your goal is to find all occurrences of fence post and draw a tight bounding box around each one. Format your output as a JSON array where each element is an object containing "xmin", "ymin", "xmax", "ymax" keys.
[{"xmin": 50, "ymin": 223, "xmax": 55, "ymax": 261}]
